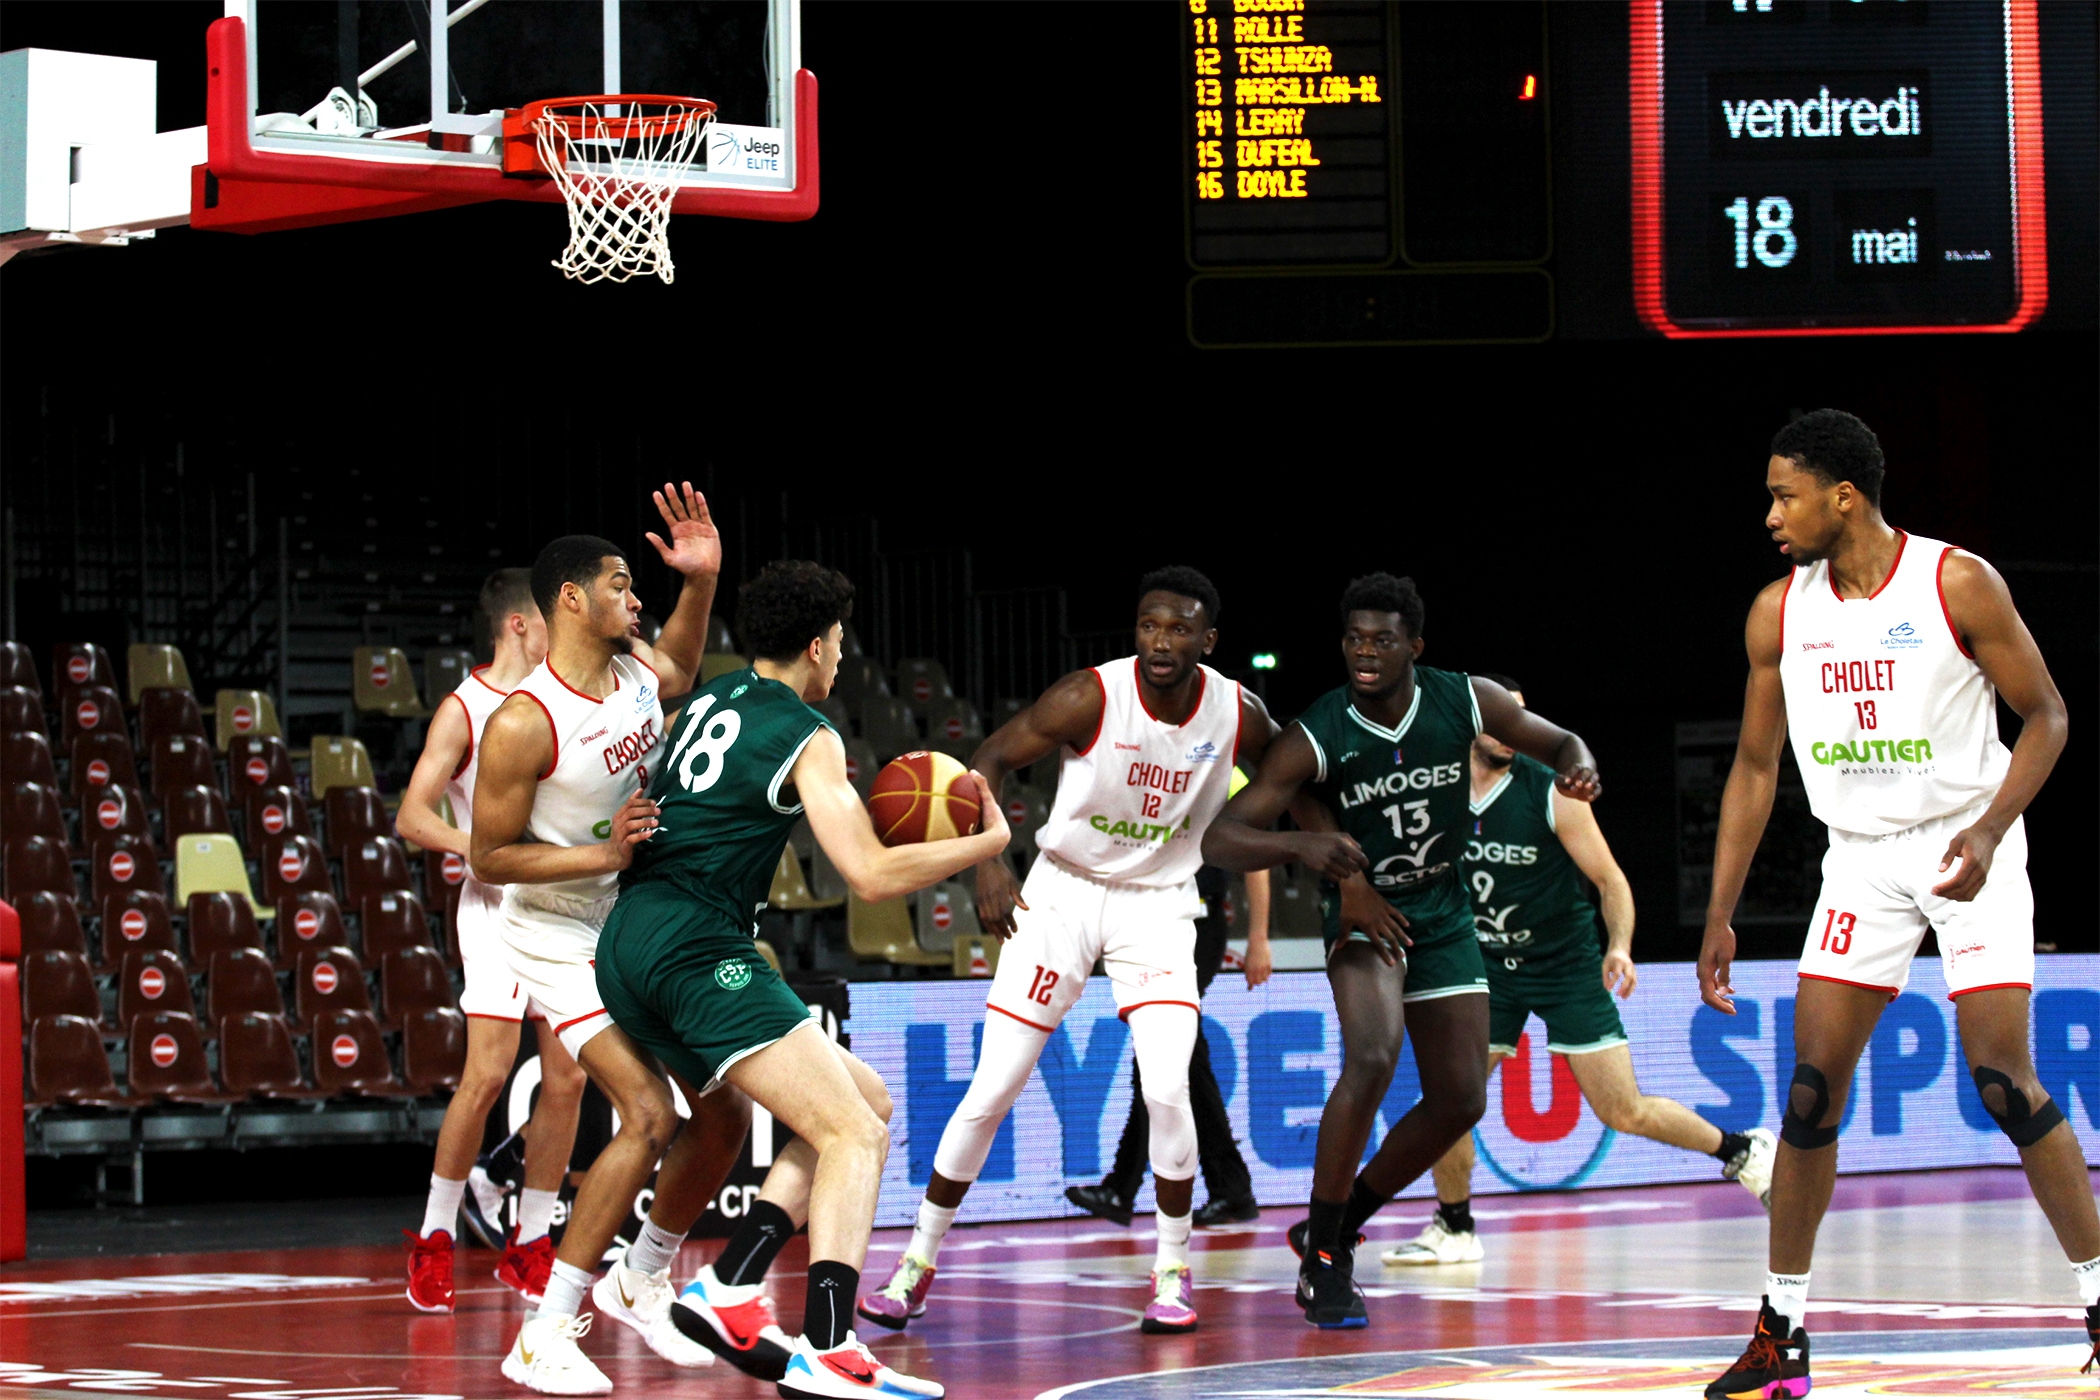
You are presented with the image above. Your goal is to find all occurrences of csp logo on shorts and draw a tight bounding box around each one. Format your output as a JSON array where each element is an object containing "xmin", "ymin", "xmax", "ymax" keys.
[{"xmin": 716, "ymin": 958, "xmax": 752, "ymax": 991}]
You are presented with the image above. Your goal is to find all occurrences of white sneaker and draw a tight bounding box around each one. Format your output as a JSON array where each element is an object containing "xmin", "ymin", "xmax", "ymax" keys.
[
  {"xmin": 592, "ymin": 1261, "xmax": 715, "ymax": 1369},
  {"xmin": 501, "ymin": 1313, "xmax": 612, "ymax": 1396},
  {"xmin": 1725, "ymin": 1127, "xmax": 1778, "ymax": 1210},
  {"xmin": 777, "ymin": 1330, "xmax": 943, "ymax": 1399},
  {"xmin": 460, "ymin": 1166, "xmax": 509, "ymax": 1249},
  {"xmin": 1380, "ymin": 1217, "xmax": 1484, "ymax": 1267}
]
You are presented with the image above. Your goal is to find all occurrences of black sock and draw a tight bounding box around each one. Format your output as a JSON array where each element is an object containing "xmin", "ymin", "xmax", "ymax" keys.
[
  {"xmin": 713, "ymin": 1200, "xmax": 794, "ymax": 1287},
  {"xmin": 1713, "ymin": 1131, "xmax": 1753, "ymax": 1165},
  {"xmin": 803, "ymin": 1260, "xmax": 859, "ymax": 1352},
  {"xmin": 1340, "ymin": 1175, "xmax": 1392, "ymax": 1237},
  {"xmin": 1437, "ymin": 1197, "xmax": 1474, "ymax": 1234},
  {"xmin": 1306, "ymin": 1195, "xmax": 1347, "ymax": 1259}
]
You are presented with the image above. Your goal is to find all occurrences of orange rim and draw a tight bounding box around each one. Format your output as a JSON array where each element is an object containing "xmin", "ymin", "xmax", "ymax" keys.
[{"xmin": 522, "ymin": 94, "xmax": 716, "ymax": 139}]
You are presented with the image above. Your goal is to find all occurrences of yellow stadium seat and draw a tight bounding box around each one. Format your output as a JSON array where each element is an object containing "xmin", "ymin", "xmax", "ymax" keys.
[
  {"xmin": 769, "ymin": 844, "xmax": 842, "ymax": 912},
  {"xmin": 174, "ymin": 832, "xmax": 264, "ymax": 916},
  {"xmin": 913, "ymin": 882, "xmax": 982, "ymax": 955},
  {"xmin": 126, "ymin": 644, "xmax": 194, "ymax": 703},
  {"xmin": 847, "ymin": 892, "xmax": 948, "ymax": 968},
  {"xmin": 309, "ymin": 735, "xmax": 377, "ymax": 797},
  {"xmin": 952, "ymin": 933, "xmax": 1002, "ymax": 978},
  {"xmin": 424, "ymin": 649, "xmax": 477, "ymax": 702},
  {"xmin": 701, "ymin": 654, "xmax": 747, "ymax": 684},
  {"xmin": 353, "ymin": 646, "xmax": 428, "ymax": 718},
  {"xmin": 214, "ymin": 689, "xmax": 283, "ymax": 750},
  {"xmin": 753, "ymin": 938, "xmax": 783, "ymax": 975},
  {"xmin": 894, "ymin": 658, "xmax": 952, "ymax": 706}
]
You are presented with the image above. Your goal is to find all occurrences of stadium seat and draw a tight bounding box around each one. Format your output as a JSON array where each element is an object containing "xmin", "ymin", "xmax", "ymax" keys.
[
  {"xmin": 163, "ymin": 784, "xmax": 233, "ymax": 845},
  {"xmin": 895, "ymin": 658, "xmax": 953, "ymax": 706},
  {"xmin": 912, "ymin": 882, "xmax": 982, "ymax": 955},
  {"xmin": 998, "ymin": 782, "xmax": 1049, "ymax": 857},
  {"xmin": 310, "ymin": 1008, "xmax": 410, "ymax": 1098},
  {"xmin": 341, "ymin": 836, "xmax": 412, "ymax": 904},
  {"xmin": 362, "ymin": 890, "xmax": 433, "ymax": 962},
  {"xmin": 295, "ymin": 945, "xmax": 370, "ymax": 1028},
  {"xmin": 401, "ymin": 1007, "xmax": 467, "ymax": 1093},
  {"xmin": 0, "ymin": 685, "xmax": 45, "ymax": 735},
  {"xmin": 922, "ymin": 696, "xmax": 984, "ymax": 747},
  {"xmin": 218, "ymin": 1011, "xmax": 326, "ymax": 1100},
  {"xmin": 990, "ymin": 697, "xmax": 1027, "ymax": 727},
  {"xmin": 4, "ymin": 780, "xmax": 69, "ymax": 846},
  {"xmin": 206, "ymin": 948, "xmax": 285, "ymax": 1023},
  {"xmin": 769, "ymin": 845, "xmax": 842, "ymax": 912},
  {"xmin": 808, "ymin": 695, "xmax": 851, "ymax": 735},
  {"xmin": 753, "ymin": 939, "xmax": 784, "ymax": 975},
  {"xmin": 841, "ymin": 738, "xmax": 880, "ymax": 799},
  {"xmin": 227, "ymin": 735, "xmax": 295, "ymax": 809},
  {"xmin": 259, "ymin": 834, "xmax": 332, "ymax": 907},
  {"xmin": 787, "ymin": 816, "xmax": 815, "ymax": 862},
  {"xmin": 149, "ymin": 734, "xmax": 218, "ymax": 805},
  {"xmin": 137, "ymin": 687, "xmax": 206, "ymax": 752},
  {"xmin": 830, "ymin": 656, "xmax": 887, "ymax": 708},
  {"xmin": 424, "ymin": 649, "xmax": 476, "ymax": 702},
  {"xmin": 59, "ymin": 683, "xmax": 124, "ymax": 749},
  {"xmin": 128, "ymin": 1010, "xmax": 238, "ymax": 1105},
  {"xmin": 82, "ymin": 783, "xmax": 154, "ymax": 858},
  {"xmin": 422, "ymin": 847, "xmax": 467, "ymax": 951},
  {"xmin": 322, "ymin": 786, "xmax": 389, "ymax": 856},
  {"xmin": 0, "ymin": 641, "xmax": 37, "ymax": 693},
  {"xmin": 172, "ymin": 834, "xmax": 261, "ymax": 915},
  {"xmin": 276, "ymin": 891, "xmax": 348, "ymax": 968},
  {"xmin": 839, "ymin": 624, "xmax": 865, "ymax": 658},
  {"xmin": 860, "ymin": 697, "xmax": 919, "ymax": 761},
  {"xmin": 6, "ymin": 834, "xmax": 77, "ymax": 901},
  {"xmin": 352, "ymin": 646, "xmax": 428, "ymax": 719},
  {"xmin": 308, "ymin": 736, "xmax": 376, "ymax": 798},
  {"xmin": 808, "ymin": 839, "xmax": 849, "ymax": 903},
  {"xmin": 705, "ymin": 616, "xmax": 737, "ymax": 653},
  {"xmin": 91, "ymin": 834, "xmax": 164, "ymax": 904},
  {"xmin": 213, "ymin": 689, "xmax": 282, "ymax": 750},
  {"xmin": 951, "ymin": 931, "xmax": 1003, "ymax": 979},
  {"xmin": 2, "ymin": 730, "xmax": 58, "ymax": 788},
  {"xmin": 27, "ymin": 1015, "xmax": 140, "ymax": 1109},
  {"xmin": 846, "ymin": 892, "xmax": 948, "ymax": 969},
  {"xmin": 126, "ymin": 644, "xmax": 195, "ymax": 705},
  {"xmin": 23, "ymin": 950, "xmax": 103, "ymax": 1024},
  {"xmin": 118, "ymin": 948, "xmax": 196, "ymax": 1029},
  {"xmin": 243, "ymin": 782, "xmax": 311, "ymax": 846},
  {"xmin": 70, "ymin": 732, "xmax": 141, "ymax": 804},
  {"xmin": 100, "ymin": 890, "xmax": 180, "ymax": 968},
  {"xmin": 16, "ymin": 890, "xmax": 89, "ymax": 958},
  {"xmin": 699, "ymin": 654, "xmax": 746, "ymax": 685},
  {"xmin": 187, "ymin": 891, "xmax": 264, "ymax": 961},
  {"xmin": 52, "ymin": 644, "xmax": 117, "ymax": 698},
  {"xmin": 1270, "ymin": 873, "xmax": 1325, "ymax": 940},
  {"xmin": 380, "ymin": 946, "xmax": 453, "ymax": 1029}
]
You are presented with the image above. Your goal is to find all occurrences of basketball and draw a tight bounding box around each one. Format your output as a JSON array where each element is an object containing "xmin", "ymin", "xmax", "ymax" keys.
[{"xmin": 867, "ymin": 750, "xmax": 981, "ymax": 846}]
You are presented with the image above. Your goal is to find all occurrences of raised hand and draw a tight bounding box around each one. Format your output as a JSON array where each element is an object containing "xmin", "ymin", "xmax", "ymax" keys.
[{"xmin": 645, "ymin": 481, "xmax": 722, "ymax": 580}]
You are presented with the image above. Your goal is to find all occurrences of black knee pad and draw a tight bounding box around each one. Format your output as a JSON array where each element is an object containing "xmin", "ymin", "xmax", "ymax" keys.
[
  {"xmin": 1971, "ymin": 1066, "xmax": 2066, "ymax": 1147},
  {"xmin": 1780, "ymin": 1064, "xmax": 1840, "ymax": 1150}
]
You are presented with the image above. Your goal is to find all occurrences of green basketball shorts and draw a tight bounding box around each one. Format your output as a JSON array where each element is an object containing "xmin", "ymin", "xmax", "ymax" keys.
[
  {"xmin": 1486, "ymin": 953, "xmax": 1628, "ymax": 1056},
  {"xmin": 1321, "ymin": 877, "xmax": 1488, "ymax": 1002}
]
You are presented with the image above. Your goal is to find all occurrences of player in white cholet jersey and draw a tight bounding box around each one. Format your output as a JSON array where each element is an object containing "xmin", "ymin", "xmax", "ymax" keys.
[
  {"xmin": 1698, "ymin": 411, "xmax": 2097, "ymax": 1400},
  {"xmin": 862, "ymin": 568, "xmax": 1284, "ymax": 1338}
]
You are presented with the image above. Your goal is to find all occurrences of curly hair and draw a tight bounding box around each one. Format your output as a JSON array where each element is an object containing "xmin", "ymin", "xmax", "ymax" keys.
[
  {"xmin": 1771, "ymin": 409, "xmax": 1886, "ymax": 506},
  {"xmin": 1339, "ymin": 572, "xmax": 1426, "ymax": 639},
  {"xmin": 738, "ymin": 560, "xmax": 856, "ymax": 662},
  {"xmin": 1136, "ymin": 564, "xmax": 1221, "ymax": 627},
  {"xmin": 531, "ymin": 535, "xmax": 624, "ymax": 619}
]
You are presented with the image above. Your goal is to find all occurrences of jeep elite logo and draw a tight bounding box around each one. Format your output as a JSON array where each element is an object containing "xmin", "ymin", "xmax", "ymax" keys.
[{"xmin": 715, "ymin": 958, "xmax": 753, "ymax": 991}]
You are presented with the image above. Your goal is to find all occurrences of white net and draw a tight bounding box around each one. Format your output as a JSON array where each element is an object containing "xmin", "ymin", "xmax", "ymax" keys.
[{"xmin": 531, "ymin": 97, "xmax": 713, "ymax": 285}]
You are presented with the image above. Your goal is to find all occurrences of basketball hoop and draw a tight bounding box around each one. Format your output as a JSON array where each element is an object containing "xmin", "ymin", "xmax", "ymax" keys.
[{"xmin": 524, "ymin": 95, "xmax": 715, "ymax": 285}]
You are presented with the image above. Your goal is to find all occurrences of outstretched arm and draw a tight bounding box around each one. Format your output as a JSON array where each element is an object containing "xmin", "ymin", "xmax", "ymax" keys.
[
  {"xmin": 470, "ymin": 694, "xmax": 659, "ymax": 885},
  {"xmin": 798, "ymin": 728, "xmax": 1011, "ymax": 903},
  {"xmin": 965, "ymin": 669, "xmax": 1105, "ymax": 937},
  {"xmin": 1475, "ymin": 676, "xmax": 1600, "ymax": 802},
  {"xmin": 1698, "ymin": 578, "xmax": 1789, "ymax": 1014},
  {"xmin": 395, "ymin": 696, "xmax": 473, "ymax": 858},
  {"xmin": 1553, "ymin": 789, "xmax": 1638, "ymax": 998},
  {"xmin": 631, "ymin": 481, "xmax": 721, "ymax": 701}
]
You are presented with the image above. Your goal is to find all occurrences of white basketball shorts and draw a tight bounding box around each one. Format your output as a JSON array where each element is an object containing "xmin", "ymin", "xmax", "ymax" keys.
[
  {"xmin": 499, "ymin": 886, "xmax": 616, "ymax": 1055},
  {"xmin": 985, "ymin": 855, "xmax": 1202, "ymax": 1032},
  {"xmin": 1798, "ymin": 803, "xmax": 2034, "ymax": 1000},
  {"xmin": 455, "ymin": 877, "xmax": 535, "ymax": 1021}
]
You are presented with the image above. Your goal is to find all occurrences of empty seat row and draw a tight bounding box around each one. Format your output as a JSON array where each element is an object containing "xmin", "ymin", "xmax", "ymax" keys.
[
  {"xmin": 14, "ymin": 887, "xmax": 449, "ymax": 970},
  {"xmin": 24, "ymin": 942, "xmax": 455, "ymax": 1032}
]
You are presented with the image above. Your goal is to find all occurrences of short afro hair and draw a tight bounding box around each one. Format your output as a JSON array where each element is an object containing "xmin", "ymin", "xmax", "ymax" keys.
[
  {"xmin": 1339, "ymin": 572, "xmax": 1426, "ymax": 640},
  {"xmin": 1136, "ymin": 565, "xmax": 1221, "ymax": 627},
  {"xmin": 1477, "ymin": 671, "xmax": 1522, "ymax": 697},
  {"xmin": 738, "ymin": 560, "xmax": 856, "ymax": 662},
  {"xmin": 476, "ymin": 567, "xmax": 538, "ymax": 656},
  {"xmin": 1771, "ymin": 409, "xmax": 1886, "ymax": 506},
  {"xmin": 531, "ymin": 534, "xmax": 625, "ymax": 619}
]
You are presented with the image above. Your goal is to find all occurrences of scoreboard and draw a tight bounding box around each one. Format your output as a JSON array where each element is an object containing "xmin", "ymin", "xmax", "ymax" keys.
[{"xmin": 1631, "ymin": 0, "xmax": 2048, "ymax": 336}]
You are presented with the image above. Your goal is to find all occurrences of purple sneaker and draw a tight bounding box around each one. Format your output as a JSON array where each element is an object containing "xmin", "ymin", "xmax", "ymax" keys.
[
  {"xmin": 1140, "ymin": 1265, "xmax": 1197, "ymax": 1334},
  {"xmin": 856, "ymin": 1254, "xmax": 936, "ymax": 1331}
]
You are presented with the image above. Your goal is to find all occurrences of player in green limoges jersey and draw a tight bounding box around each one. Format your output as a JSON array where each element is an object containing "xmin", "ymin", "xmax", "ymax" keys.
[
  {"xmin": 1381, "ymin": 674, "xmax": 1777, "ymax": 1270},
  {"xmin": 1204, "ymin": 574, "xmax": 1601, "ymax": 1330}
]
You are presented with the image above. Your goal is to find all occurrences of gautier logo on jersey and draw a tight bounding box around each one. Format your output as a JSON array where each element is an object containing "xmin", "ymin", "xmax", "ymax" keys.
[
  {"xmin": 1809, "ymin": 737, "xmax": 1936, "ymax": 766},
  {"xmin": 600, "ymin": 718, "xmax": 660, "ymax": 777},
  {"xmin": 1087, "ymin": 812, "xmax": 1194, "ymax": 847}
]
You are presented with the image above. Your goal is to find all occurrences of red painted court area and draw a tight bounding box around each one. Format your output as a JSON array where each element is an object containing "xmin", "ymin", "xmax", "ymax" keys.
[{"xmin": 5, "ymin": 1169, "xmax": 2095, "ymax": 1399}]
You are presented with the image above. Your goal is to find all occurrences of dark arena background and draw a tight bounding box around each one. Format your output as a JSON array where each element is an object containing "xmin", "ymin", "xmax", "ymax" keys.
[{"xmin": 0, "ymin": 4, "xmax": 2096, "ymax": 1399}]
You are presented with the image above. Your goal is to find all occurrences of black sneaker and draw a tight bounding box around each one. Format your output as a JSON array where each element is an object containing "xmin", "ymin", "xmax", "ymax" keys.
[
  {"xmin": 1285, "ymin": 1218, "xmax": 1365, "ymax": 1262},
  {"xmin": 1297, "ymin": 1249, "xmax": 1368, "ymax": 1330},
  {"xmin": 457, "ymin": 1165, "xmax": 507, "ymax": 1250},
  {"xmin": 1704, "ymin": 1298, "xmax": 1810, "ymax": 1399},
  {"xmin": 1064, "ymin": 1183, "xmax": 1134, "ymax": 1227},
  {"xmin": 2083, "ymin": 1302, "xmax": 2099, "ymax": 1375},
  {"xmin": 1192, "ymin": 1197, "xmax": 1259, "ymax": 1228}
]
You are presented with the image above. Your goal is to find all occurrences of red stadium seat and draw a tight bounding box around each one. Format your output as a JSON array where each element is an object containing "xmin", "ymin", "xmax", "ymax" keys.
[
  {"xmin": 128, "ymin": 1011, "xmax": 238, "ymax": 1104},
  {"xmin": 422, "ymin": 847, "xmax": 467, "ymax": 952},
  {"xmin": 0, "ymin": 641, "xmax": 37, "ymax": 694},
  {"xmin": 90, "ymin": 833, "xmax": 164, "ymax": 905},
  {"xmin": 310, "ymin": 1008, "xmax": 410, "ymax": 1098},
  {"xmin": 2, "ymin": 730, "xmax": 58, "ymax": 789},
  {"xmin": 218, "ymin": 1011, "xmax": 325, "ymax": 1100},
  {"xmin": 60, "ymin": 684, "xmax": 125, "ymax": 749},
  {"xmin": 27, "ymin": 1015, "xmax": 140, "ymax": 1108},
  {"xmin": 82, "ymin": 783, "xmax": 155, "ymax": 858},
  {"xmin": 341, "ymin": 836, "xmax": 412, "ymax": 904},
  {"xmin": 16, "ymin": 891, "xmax": 89, "ymax": 958},
  {"xmin": 5, "ymin": 834, "xmax": 77, "ymax": 901},
  {"xmin": 244, "ymin": 783, "xmax": 311, "ymax": 846},
  {"xmin": 149, "ymin": 734, "xmax": 219, "ymax": 805},
  {"xmin": 52, "ymin": 644, "xmax": 117, "ymax": 698},
  {"xmin": 100, "ymin": 890, "xmax": 180, "ymax": 968},
  {"xmin": 137, "ymin": 687, "xmax": 206, "ymax": 752},
  {"xmin": 4, "ymin": 781, "xmax": 68, "ymax": 847},
  {"xmin": 23, "ymin": 950, "xmax": 103, "ymax": 1024},
  {"xmin": 0, "ymin": 686, "xmax": 45, "ymax": 735},
  {"xmin": 361, "ymin": 890, "xmax": 433, "ymax": 963},
  {"xmin": 379, "ymin": 946, "xmax": 453, "ymax": 1029},
  {"xmin": 163, "ymin": 784, "xmax": 233, "ymax": 845},
  {"xmin": 401, "ymin": 1007, "xmax": 467, "ymax": 1094},
  {"xmin": 118, "ymin": 948, "xmax": 196, "ymax": 1029},
  {"xmin": 187, "ymin": 891, "xmax": 264, "ymax": 962},
  {"xmin": 294, "ymin": 944, "xmax": 369, "ymax": 1028},
  {"xmin": 227, "ymin": 735, "xmax": 295, "ymax": 811},
  {"xmin": 322, "ymin": 786, "xmax": 390, "ymax": 857},
  {"xmin": 207, "ymin": 947, "xmax": 285, "ymax": 1023},
  {"xmin": 274, "ymin": 891, "xmax": 348, "ymax": 969},
  {"xmin": 259, "ymin": 833, "xmax": 331, "ymax": 907},
  {"xmin": 69, "ymin": 732, "xmax": 140, "ymax": 803}
]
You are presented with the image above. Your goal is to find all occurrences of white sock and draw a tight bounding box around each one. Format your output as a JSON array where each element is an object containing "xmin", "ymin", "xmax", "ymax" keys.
[
  {"xmin": 516, "ymin": 1187, "xmax": 559, "ymax": 1245},
  {"xmin": 2073, "ymin": 1254, "xmax": 2100, "ymax": 1307},
  {"xmin": 537, "ymin": 1259, "xmax": 593, "ymax": 1321},
  {"xmin": 908, "ymin": 1199, "xmax": 958, "ymax": 1265},
  {"xmin": 1155, "ymin": 1210, "xmax": 1192, "ymax": 1271},
  {"xmin": 625, "ymin": 1217, "xmax": 685, "ymax": 1277},
  {"xmin": 422, "ymin": 1174, "xmax": 466, "ymax": 1239},
  {"xmin": 1764, "ymin": 1271, "xmax": 1810, "ymax": 1331}
]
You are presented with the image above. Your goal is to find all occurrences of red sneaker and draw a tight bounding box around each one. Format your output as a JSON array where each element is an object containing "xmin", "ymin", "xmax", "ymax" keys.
[
  {"xmin": 404, "ymin": 1229, "xmax": 455, "ymax": 1314},
  {"xmin": 496, "ymin": 1230, "xmax": 555, "ymax": 1304}
]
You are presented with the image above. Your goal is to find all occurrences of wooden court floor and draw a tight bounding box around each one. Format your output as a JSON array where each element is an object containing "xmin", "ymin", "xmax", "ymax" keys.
[{"xmin": 4, "ymin": 1168, "xmax": 2095, "ymax": 1399}]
